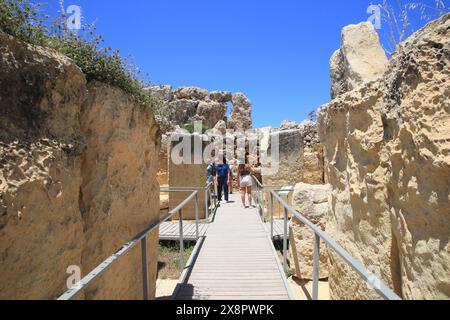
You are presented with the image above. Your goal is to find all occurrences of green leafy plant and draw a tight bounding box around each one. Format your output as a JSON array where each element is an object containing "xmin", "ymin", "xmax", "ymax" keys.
[
  {"xmin": 0, "ymin": 0, "xmax": 163, "ymax": 113},
  {"xmin": 311, "ymin": 143, "xmax": 322, "ymax": 153},
  {"xmin": 183, "ymin": 121, "xmax": 209, "ymax": 134}
]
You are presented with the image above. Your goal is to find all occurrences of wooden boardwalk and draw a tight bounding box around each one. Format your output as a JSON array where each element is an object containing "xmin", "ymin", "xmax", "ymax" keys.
[
  {"xmin": 159, "ymin": 222, "xmax": 208, "ymax": 241},
  {"xmin": 173, "ymin": 194, "xmax": 293, "ymax": 300}
]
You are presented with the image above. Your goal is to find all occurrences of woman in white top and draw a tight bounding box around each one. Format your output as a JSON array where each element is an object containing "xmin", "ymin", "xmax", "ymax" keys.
[{"xmin": 237, "ymin": 159, "xmax": 255, "ymax": 208}]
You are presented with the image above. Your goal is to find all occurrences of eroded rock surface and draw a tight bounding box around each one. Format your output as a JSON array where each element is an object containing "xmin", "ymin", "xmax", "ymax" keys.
[
  {"xmin": 330, "ymin": 22, "xmax": 388, "ymax": 99},
  {"xmin": 196, "ymin": 101, "xmax": 228, "ymax": 129},
  {"xmin": 175, "ymin": 86, "xmax": 209, "ymax": 100},
  {"xmin": 151, "ymin": 86, "xmax": 252, "ymax": 134},
  {"xmin": 80, "ymin": 82, "xmax": 160, "ymax": 300},
  {"xmin": 147, "ymin": 85, "xmax": 174, "ymax": 102},
  {"xmin": 319, "ymin": 14, "xmax": 450, "ymax": 300},
  {"xmin": 229, "ymin": 93, "xmax": 253, "ymax": 131},
  {"xmin": 290, "ymin": 183, "xmax": 331, "ymax": 280},
  {"xmin": 210, "ymin": 91, "xmax": 233, "ymax": 103},
  {"xmin": 167, "ymin": 99, "xmax": 199, "ymax": 125},
  {"xmin": 0, "ymin": 33, "xmax": 86, "ymax": 299},
  {"xmin": 0, "ymin": 34, "xmax": 160, "ymax": 300}
]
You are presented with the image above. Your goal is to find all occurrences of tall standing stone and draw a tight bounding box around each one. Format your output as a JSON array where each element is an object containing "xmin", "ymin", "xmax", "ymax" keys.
[
  {"xmin": 229, "ymin": 93, "xmax": 253, "ymax": 131},
  {"xmin": 330, "ymin": 22, "xmax": 388, "ymax": 99}
]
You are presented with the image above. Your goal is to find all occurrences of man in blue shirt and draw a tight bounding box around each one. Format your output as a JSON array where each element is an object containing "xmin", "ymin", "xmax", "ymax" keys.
[{"xmin": 215, "ymin": 158, "xmax": 230, "ymax": 203}]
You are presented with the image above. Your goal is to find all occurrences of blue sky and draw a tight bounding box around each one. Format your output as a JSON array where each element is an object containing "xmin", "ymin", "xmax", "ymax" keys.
[{"xmin": 45, "ymin": 0, "xmax": 448, "ymax": 128}]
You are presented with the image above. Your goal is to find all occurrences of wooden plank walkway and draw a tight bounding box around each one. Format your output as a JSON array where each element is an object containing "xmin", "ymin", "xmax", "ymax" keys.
[
  {"xmin": 173, "ymin": 194, "xmax": 292, "ymax": 300},
  {"xmin": 159, "ymin": 222, "xmax": 208, "ymax": 241}
]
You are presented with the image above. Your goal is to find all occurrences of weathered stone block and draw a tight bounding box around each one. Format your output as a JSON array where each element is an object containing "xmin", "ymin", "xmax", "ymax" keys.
[{"xmin": 169, "ymin": 134, "xmax": 208, "ymax": 220}]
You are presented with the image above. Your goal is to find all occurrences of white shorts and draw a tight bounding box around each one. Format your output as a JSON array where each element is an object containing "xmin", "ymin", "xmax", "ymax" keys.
[{"xmin": 240, "ymin": 175, "xmax": 253, "ymax": 188}]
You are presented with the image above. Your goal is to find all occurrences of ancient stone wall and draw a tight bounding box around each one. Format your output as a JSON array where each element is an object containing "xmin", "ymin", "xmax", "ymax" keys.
[
  {"xmin": 149, "ymin": 86, "xmax": 253, "ymax": 134},
  {"xmin": 290, "ymin": 183, "xmax": 331, "ymax": 280},
  {"xmin": 0, "ymin": 34, "xmax": 160, "ymax": 300},
  {"xmin": 318, "ymin": 14, "xmax": 450, "ymax": 300},
  {"xmin": 262, "ymin": 129, "xmax": 304, "ymax": 218},
  {"xmin": 260, "ymin": 120, "xmax": 325, "ymax": 218},
  {"xmin": 168, "ymin": 134, "xmax": 208, "ymax": 220},
  {"xmin": 158, "ymin": 134, "xmax": 170, "ymax": 187},
  {"xmin": 79, "ymin": 82, "xmax": 160, "ymax": 300}
]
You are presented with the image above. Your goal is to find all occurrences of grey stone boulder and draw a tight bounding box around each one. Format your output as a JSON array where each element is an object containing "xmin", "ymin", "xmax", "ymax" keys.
[
  {"xmin": 175, "ymin": 86, "xmax": 209, "ymax": 100},
  {"xmin": 210, "ymin": 91, "xmax": 233, "ymax": 103}
]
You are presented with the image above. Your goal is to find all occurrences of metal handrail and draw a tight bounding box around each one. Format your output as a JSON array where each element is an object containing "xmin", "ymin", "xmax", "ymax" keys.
[
  {"xmin": 251, "ymin": 175, "xmax": 292, "ymax": 227},
  {"xmin": 161, "ymin": 182, "xmax": 216, "ymax": 222},
  {"xmin": 251, "ymin": 176, "xmax": 264, "ymax": 221},
  {"xmin": 57, "ymin": 190, "xmax": 199, "ymax": 301},
  {"xmin": 160, "ymin": 188, "xmax": 201, "ymax": 240},
  {"xmin": 270, "ymin": 190, "xmax": 402, "ymax": 301}
]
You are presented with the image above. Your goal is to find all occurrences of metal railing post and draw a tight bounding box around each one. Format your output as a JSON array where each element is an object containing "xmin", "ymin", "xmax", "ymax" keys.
[
  {"xmin": 58, "ymin": 190, "xmax": 200, "ymax": 301},
  {"xmin": 261, "ymin": 189, "xmax": 401, "ymax": 301},
  {"xmin": 270, "ymin": 192, "xmax": 274, "ymax": 240},
  {"xmin": 257, "ymin": 181, "xmax": 261, "ymax": 218},
  {"xmin": 179, "ymin": 209, "xmax": 184, "ymax": 267},
  {"xmin": 283, "ymin": 207, "xmax": 288, "ymax": 274},
  {"xmin": 261, "ymin": 187, "xmax": 265, "ymax": 222},
  {"xmin": 204, "ymin": 185, "xmax": 209, "ymax": 222},
  {"xmin": 313, "ymin": 233, "xmax": 321, "ymax": 300},
  {"xmin": 209, "ymin": 186, "xmax": 213, "ymax": 218},
  {"xmin": 195, "ymin": 192, "xmax": 199, "ymax": 240},
  {"xmin": 141, "ymin": 236, "xmax": 149, "ymax": 300}
]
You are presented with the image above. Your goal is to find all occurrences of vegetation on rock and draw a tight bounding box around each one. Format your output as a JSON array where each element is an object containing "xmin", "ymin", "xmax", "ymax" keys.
[{"xmin": 0, "ymin": 0, "xmax": 165, "ymax": 115}]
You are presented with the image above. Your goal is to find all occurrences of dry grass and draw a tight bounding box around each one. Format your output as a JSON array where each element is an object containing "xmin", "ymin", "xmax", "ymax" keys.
[{"xmin": 157, "ymin": 241, "xmax": 195, "ymax": 280}]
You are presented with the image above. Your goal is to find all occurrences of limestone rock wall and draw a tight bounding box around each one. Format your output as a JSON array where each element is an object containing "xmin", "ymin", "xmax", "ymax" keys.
[
  {"xmin": 260, "ymin": 120, "xmax": 327, "ymax": 219},
  {"xmin": 299, "ymin": 121, "xmax": 324, "ymax": 185},
  {"xmin": 0, "ymin": 33, "xmax": 86, "ymax": 300},
  {"xmin": 263, "ymin": 129, "xmax": 304, "ymax": 219},
  {"xmin": 303, "ymin": 147, "xmax": 324, "ymax": 185},
  {"xmin": 290, "ymin": 183, "xmax": 331, "ymax": 280},
  {"xmin": 158, "ymin": 134, "xmax": 170, "ymax": 187},
  {"xmin": 168, "ymin": 134, "xmax": 207, "ymax": 221},
  {"xmin": 264, "ymin": 129, "xmax": 304, "ymax": 187},
  {"xmin": 0, "ymin": 34, "xmax": 160, "ymax": 300},
  {"xmin": 79, "ymin": 82, "xmax": 160, "ymax": 300},
  {"xmin": 261, "ymin": 121, "xmax": 324, "ymax": 215},
  {"xmin": 318, "ymin": 14, "xmax": 450, "ymax": 300}
]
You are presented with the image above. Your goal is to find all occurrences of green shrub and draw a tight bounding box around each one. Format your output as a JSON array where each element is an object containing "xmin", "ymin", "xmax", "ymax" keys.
[
  {"xmin": 311, "ymin": 143, "xmax": 322, "ymax": 153},
  {"xmin": 0, "ymin": 0, "xmax": 163, "ymax": 113},
  {"xmin": 183, "ymin": 121, "xmax": 209, "ymax": 134}
]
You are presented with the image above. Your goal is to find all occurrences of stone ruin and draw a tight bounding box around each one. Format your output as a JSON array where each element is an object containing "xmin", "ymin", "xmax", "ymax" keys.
[
  {"xmin": 148, "ymin": 85, "xmax": 253, "ymax": 134},
  {"xmin": 153, "ymin": 85, "xmax": 254, "ymax": 205}
]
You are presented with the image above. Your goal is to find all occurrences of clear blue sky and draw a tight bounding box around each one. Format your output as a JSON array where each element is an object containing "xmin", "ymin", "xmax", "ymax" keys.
[{"xmin": 45, "ymin": 0, "xmax": 447, "ymax": 128}]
